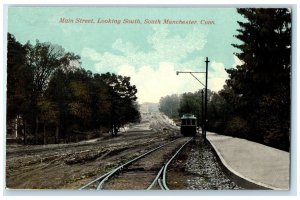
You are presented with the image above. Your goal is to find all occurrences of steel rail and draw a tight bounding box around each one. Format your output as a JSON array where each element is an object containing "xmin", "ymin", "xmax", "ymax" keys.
[
  {"xmin": 79, "ymin": 138, "xmax": 179, "ymax": 190},
  {"xmin": 147, "ymin": 137, "xmax": 193, "ymax": 190},
  {"xmin": 162, "ymin": 137, "xmax": 193, "ymax": 190},
  {"xmin": 147, "ymin": 166, "xmax": 164, "ymax": 190},
  {"xmin": 96, "ymin": 138, "xmax": 178, "ymax": 190},
  {"xmin": 79, "ymin": 171, "xmax": 112, "ymax": 190}
]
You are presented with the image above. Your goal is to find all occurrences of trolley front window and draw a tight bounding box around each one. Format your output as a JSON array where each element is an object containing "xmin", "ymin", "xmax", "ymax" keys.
[{"xmin": 191, "ymin": 119, "xmax": 195, "ymax": 125}]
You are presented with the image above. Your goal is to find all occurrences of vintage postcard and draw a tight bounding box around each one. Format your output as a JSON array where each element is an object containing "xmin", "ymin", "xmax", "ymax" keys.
[{"xmin": 5, "ymin": 6, "xmax": 291, "ymax": 191}]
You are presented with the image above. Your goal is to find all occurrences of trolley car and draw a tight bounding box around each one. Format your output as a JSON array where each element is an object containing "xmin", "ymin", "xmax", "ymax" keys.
[{"xmin": 180, "ymin": 114, "xmax": 197, "ymax": 136}]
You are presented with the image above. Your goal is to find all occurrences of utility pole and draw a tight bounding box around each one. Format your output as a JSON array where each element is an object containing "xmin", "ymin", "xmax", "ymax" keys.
[
  {"xmin": 204, "ymin": 57, "xmax": 210, "ymax": 141},
  {"xmin": 176, "ymin": 57, "xmax": 210, "ymax": 141},
  {"xmin": 201, "ymin": 90, "xmax": 204, "ymax": 138}
]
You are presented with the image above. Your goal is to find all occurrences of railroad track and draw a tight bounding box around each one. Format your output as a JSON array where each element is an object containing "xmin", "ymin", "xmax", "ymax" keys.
[
  {"xmin": 79, "ymin": 137, "xmax": 193, "ymax": 190},
  {"xmin": 147, "ymin": 138, "xmax": 192, "ymax": 190}
]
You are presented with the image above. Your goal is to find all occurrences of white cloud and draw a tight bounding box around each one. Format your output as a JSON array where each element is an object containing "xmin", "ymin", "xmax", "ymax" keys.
[
  {"xmin": 119, "ymin": 62, "xmax": 199, "ymax": 103},
  {"xmin": 118, "ymin": 61, "xmax": 228, "ymax": 103},
  {"xmin": 81, "ymin": 26, "xmax": 208, "ymax": 73},
  {"xmin": 233, "ymin": 55, "xmax": 244, "ymax": 67},
  {"xmin": 208, "ymin": 61, "xmax": 228, "ymax": 92},
  {"xmin": 81, "ymin": 26, "xmax": 232, "ymax": 103},
  {"xmin": 204, "ymin": 55, "xmax": 245, "ymax": 93}
]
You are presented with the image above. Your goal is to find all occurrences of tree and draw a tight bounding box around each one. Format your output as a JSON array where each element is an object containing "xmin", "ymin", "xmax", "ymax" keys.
[
  {"xmin": 37, "ymin": 95, "xmax": 59, "ymax": 144},
  {"xmin": 159, "ymin": 94, "xmax": 180, "ymax": 118},
  {"xmin": 47, "ymin": 68, "xmax": 93, "ymax": 141},
  {"xmin": 7, "ymin": 33, "xmax": 32, "ymax": 144},
  {"xmin": 178, "ymin": 92, "xmax": 200, "ymax": 118},
  {"xmin": 47, "ymin": 69, "xmax": 141, "ymax": 139},
  {"xmin": 178, "ymin": 90, "xmax": 214, "ymax": 126},
  {"xmin": 68, "ymin": 80, "xmax": 92, "ymax": 125},
  {"xmin": 7, "ymin": 34, "xmax": 141, "ymax": 143},
  {"xmin": 207, "ymin": 91, "xmax": 228, "ymax": 132},
  {"xmin": 228, "ymin": 9, "xmax": 290, "ymax": 100},
  {"xmin": 46, "ymin": 68, "xmax": 71, "ymax": 142},
  {"xmin": 226, "ymin": 9, "xmax": 291, "ymax": 150},
  {"xmin": 100, "ymin": 72, "xmax": 140, "ymax": 136},
  {"xmin": 26, "ymin": 41, "xmax": 80, "ymax": 143}
]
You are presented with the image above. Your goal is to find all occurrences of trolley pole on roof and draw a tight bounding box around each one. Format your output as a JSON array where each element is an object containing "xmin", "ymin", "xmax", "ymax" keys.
[{"xmin": 176, "ymin": 57, "xmax": 209, "ymax": 141}]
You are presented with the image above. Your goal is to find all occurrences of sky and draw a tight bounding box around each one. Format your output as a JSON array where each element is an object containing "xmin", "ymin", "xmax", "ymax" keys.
[{"xmin": 8, "ymin": 7, "xmax": 244, "ymax": 103}]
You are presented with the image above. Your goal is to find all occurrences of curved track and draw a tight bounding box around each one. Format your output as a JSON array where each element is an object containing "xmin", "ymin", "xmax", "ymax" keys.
[
  {"xmin": 147, "ymin": 137, "xmax": 193, "ymax": 190},
  {"xmin": 79, "ymin": 137, "xmax": 193, "ymax": 190}
]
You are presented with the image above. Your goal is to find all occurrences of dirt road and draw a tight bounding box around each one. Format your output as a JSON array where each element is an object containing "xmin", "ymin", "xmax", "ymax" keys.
[{"xmin": 6, "ymin": 112, "xmax": 180, "ymax": 189}]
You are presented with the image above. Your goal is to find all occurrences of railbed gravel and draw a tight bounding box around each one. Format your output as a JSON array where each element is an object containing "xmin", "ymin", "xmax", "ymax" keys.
[{"xmin": 185, "ymin": 137, "xmax": 244, "ymax": 190}]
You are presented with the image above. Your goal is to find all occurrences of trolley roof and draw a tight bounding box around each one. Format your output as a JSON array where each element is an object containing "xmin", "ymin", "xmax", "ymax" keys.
[{"xmin": 181, "ymin": 114, "xmax": 197, "ymax": 119}]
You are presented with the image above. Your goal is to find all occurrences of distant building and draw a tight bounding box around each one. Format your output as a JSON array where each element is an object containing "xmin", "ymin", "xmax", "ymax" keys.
[
  {"xmin": 139, "ymin": 102, "xmax": 159, "ymax": 113},
  {"xmin": 140, "ymin": 103, "xmax": 149, "ymax": 113}
]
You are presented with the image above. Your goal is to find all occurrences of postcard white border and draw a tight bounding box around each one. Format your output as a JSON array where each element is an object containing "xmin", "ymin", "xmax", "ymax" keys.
[{"xmin": 1, "ymin": 0, "xmax": 299, "ymax": 199}]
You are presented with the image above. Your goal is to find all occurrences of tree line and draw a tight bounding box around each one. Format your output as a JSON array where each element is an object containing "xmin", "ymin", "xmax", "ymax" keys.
[
  {"xmin": 159, "ymin": 9, "xmax": 291, "ymax": 151},
  {"xmin": 7, "ymin": 33, "xmax": 141, "ymax": 144}
]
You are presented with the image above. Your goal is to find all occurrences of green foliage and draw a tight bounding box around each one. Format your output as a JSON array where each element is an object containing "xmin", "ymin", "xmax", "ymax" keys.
[
  {"xmin": 7, "ymin": 33, "xmax": 141, "ymax": 144},
  {"xmin": 7, "ymin": 33, "xmax": 30, "ymax": 115},
  {"xmin": 224, "ymin": 116, "xmax": 249, "ymax": 138},
  {"xmin": 46, "ymin": 69, "xmax": 140, "ymax": 138},
  {"xmin": 99, "ymin": 72, "xmax": 140, "ymax": 135},
  {"xmin": 159, "ymin": 94, "xmax": 180, "ymax": 118},
  {"xmin": 26, "ymin": 40, "xmax": 80, "ymax": 95},
  {"xmin": 178, "ymin": 92, "xmax": 200, "ymax": 118},
  {"xmin": 7, "ymin": 33, "xmax": 33, "ymax": 144},
  {"xmin": 225, "ymin": 8, "xmax": 291, "ymax": 151},
  {"xmin": 37, "ymin": 96, "xmax": 59, "ymax": 124},
  {"xmin": 68, "ymin": 80, "xmax": 92, "ymax": 121},
  {"xmin": 177, "ymin": 90, "xmax": 216, "ymax": 127},
  {"xmin": 158, "ymin": 91, "xmax": 220, "ymax": 124}
]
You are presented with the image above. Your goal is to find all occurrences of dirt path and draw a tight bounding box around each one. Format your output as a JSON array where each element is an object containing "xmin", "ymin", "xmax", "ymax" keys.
[{"xmin": 6, "ymin": 112, "xmax": 179, "ymax": 189}]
